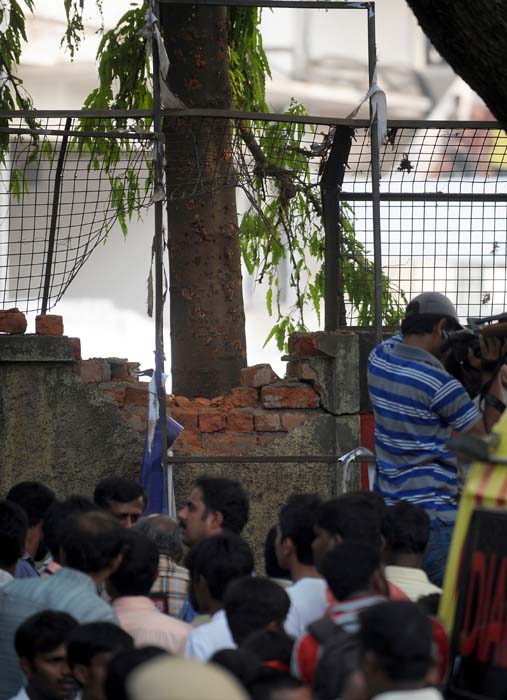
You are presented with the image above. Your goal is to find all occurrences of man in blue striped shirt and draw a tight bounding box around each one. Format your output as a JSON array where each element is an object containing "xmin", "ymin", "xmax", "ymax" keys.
[{"xmin": 368, "ymin": 292, "xmax": 505, "ymax": 586}]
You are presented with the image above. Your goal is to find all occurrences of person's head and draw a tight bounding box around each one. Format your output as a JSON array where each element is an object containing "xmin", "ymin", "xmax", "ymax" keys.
[
  {"xmin": 241, "ymin": 629, "xmax": 294, "ymax": 668},
  {"xmin": 320, "ymin": 541, "xmax": 387, "ymax": 601},
  {"xmin": 14, "ymin": 611, "xmax": 78, "ymax": 699},
  {"xmin": 381, "ymin": 502, "xmax": 430, "ymax": 567},
  {"xmin": 104, "ymin": 647, "xmax": 167, "ymax": 700},
  {"xmin": 0, "ymin": 499, "xmax": 28, "ymax": 574},
  {"xmin": 94, "ymin": 478, "xmax": 146, "ymax": 529},
  {"xmin": 43, "ymin": 496, "xmax": 99, "ymax": 563},
  {"xmin": 224, "ymin": 576, "xmax": 291, "ymax": 645},
  {"xmin": 359, "ymin": 601, "xmax": 433, "ymax": 696},
  {"xmin": 312, "ymin": 492, "xmax": 384, "ymax": 568},
  {"xmin": 59, "ymin": 511, "xmax": 125, "ymax": 582},
  {"xmin": 264, "ymin": 525, "xmax": 290, "ymax": 580},
  {"xmin": 67, "ymin": 623, "xmax": 134, "ymax": 700},
  {"xmin": 107, "ymin": 529, "xmax": 159, "ymax": 599},
  {"xmin": 135, "ymin": 515, "xmax": 184, "ymax": 563},
  {"xmin": 401, "ymin": 292, "xmax": 461, "ymax": 357},
  {"xmin": 187, "ymin": 533, "xmax": 254, "ymax": 613},
  {"xmin": 178, "ymin": 475, "xmax": 249, "ymax": 546},
  {"xmin": 6, "ymin": 480, "xmax": 56, "ymax": 561},
  {"xmin": 211, "ymin": 649, "xmax": 309, "ymax": 700},
  {"xmin": 276, "ymin": 495, "xmax": 322, "ymax": 573}
]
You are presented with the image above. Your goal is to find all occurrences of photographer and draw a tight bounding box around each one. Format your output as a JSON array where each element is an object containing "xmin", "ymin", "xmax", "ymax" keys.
[{"xmin": 368, "ymin": 292, "xmax": 506, "ymax": 587}]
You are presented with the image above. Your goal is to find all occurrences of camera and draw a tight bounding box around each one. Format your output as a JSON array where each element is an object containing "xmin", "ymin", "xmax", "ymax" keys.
[{"xmin": 442, "ymin": 312, "xmax": 507, "ymax": 398}]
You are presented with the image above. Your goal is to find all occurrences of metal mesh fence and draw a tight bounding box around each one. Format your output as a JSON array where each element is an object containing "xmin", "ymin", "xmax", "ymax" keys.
[
  {"xmin": 340, "ymin": 124, "xmax": 507, "ymax": 323},
  {"xmin": 1, "ymin": 110, "xmax": 506, "ymax": 324},
  {"xmin": 0, "ymin": 113, "xmax": 154, "ymax": 313}
]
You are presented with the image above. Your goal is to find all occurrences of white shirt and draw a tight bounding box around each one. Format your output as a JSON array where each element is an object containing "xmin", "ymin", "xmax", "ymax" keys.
[
  {"xmin": 284, "ymin": 577, "xmax": 328, "ymax": 638},
  {"xmin": 8, "ymin": 689, "xmax": 29, "ymax": 700},
  {"xmin": 384, "ymin": 566, "xmax": 441, "ymax": 602},
  {"xmin": 185, "ymin": 609, "xmax": 235, "ymax": 662},
  {"xmin": 375, "ymin": 688, "xmax": 444, "ymax": 700},
  {"xmin": 0, "ymin": 570, "xmax": 13, "ymax": 588}
]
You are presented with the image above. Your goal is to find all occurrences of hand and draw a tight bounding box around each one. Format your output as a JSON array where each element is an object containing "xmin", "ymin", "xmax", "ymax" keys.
[{"xmin": 479, "ymin": 335, "xmax": 507, "ymax": 379}]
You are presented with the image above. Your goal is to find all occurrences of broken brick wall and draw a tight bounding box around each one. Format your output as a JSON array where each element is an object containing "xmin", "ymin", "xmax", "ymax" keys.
[{"xmin": 0, "ymin": 311, "xmax": 376, "ymax": 561}]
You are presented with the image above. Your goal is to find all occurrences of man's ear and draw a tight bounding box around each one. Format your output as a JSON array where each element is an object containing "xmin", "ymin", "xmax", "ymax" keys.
[
  {"xmin": 206, "ymin": 509, "xmax": 224, "ymax": 533},
  {"xmin": 281, "ymin": 536, "xmax": 294, "ymax": 561},
  {"xmin": 370, "ymin": 568, "xmax": 388, "ymax": 597},
  {"xmin": 19, "ymin": 657, "xmax": 33, "ymax": 680},
  {"xmin": 71, "ymin": 663, "xmax": 89, "ymax": 688}
]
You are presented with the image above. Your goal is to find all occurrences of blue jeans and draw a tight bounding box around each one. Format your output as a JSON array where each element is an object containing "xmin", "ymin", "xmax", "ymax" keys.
[{"xmin": 422, "ymin": 520, "xmax": 455, "ymax": 588}]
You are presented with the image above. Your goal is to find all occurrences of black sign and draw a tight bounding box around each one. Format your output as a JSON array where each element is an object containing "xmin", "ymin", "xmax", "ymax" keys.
[{"xmin": 447, "ymin": 507, "xmax": 507, "ymax": 700}]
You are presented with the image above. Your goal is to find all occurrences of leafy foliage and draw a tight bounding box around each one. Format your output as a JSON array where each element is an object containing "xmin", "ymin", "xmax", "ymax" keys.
[{"xmin": 0, "ymin": 0, "xmax": 404, "ymax": 348}]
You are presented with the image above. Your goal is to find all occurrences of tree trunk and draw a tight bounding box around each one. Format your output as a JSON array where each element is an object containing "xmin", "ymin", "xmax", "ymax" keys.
[
  {"xmin": 405, "ymin": 0, "xmax": 507, "ymax": 124},
  {"xmin": 160, "ymin": 5, "xmax": 247, "ymax": 398}
]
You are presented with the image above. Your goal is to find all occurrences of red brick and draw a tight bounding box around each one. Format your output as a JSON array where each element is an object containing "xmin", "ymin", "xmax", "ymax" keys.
[
  {"xmin": 174, "ymin": 396, "xmax": 191, "ymax": 407},
  {"xmin": 0, "ymin": 309, "xmax": 27, "ymax": 334},
  {"xmin": 202, "ymin": 432, "xmax": 258, "ymax": 455},
  {"xmin": 35, "ymin": 314, "xmax": 63, "ymax": 336},
  {"xmin": 79, "ymin": 359, "xmax": 110, "ymax": 383},
  {"xmin": 124, "ymin": 383, "xmax": 150, "ymax": 408},
  {"xmin": 193, "ymin": 397, "xmax": 211, "ymax": 407},
  {"xmin": 288, "ymin": 332, "xmax": 320, "ymax": 355},
  {"xmin": 199, "ymin": 409, "xmax": 226, "ymax": 433},
  {"xmin": 286, "ymin": 360, "xmax": 318, "ymax": 383},
  {"xmin": 170, "ymin": 407, "xmax": 199, "ymax": 430},
  {"xmin": 261, "ymin": 384, "xmax": 319, "ymax": 409},
  {"xmin": 254, "ymin": 412, "xmax": 282, "ymax": 432},
  {"xmin": 98, "ymin": 383, "xmax": 126, "ymax": 407},
  {"xmin": 126, "ymin": 362, "xmax": 140, "ymax": 382},
  {"xmin": 173, "ymin": 430, "xmax": 204, "ymax": 454},
  {"xmin": 109, "ymin": 358, "xmax": 129, "ymax": 381},
  {"xmin": 281, "ymin": 412, "xmax": 310, "ymax": 431},
  {"xmin": 240, "ymin": 364, "xmax": 279, "ymax": 388},
  {"xmin": 227, "ymin": 409, "xmax": 254, "ymax": 433},
  {"xmin": 211, "ymin": 395, "xmax": 225, "ymax": 407},
  {"xmin": 69, "ymin": 337, "xmax": 81, "ymax": 360},
  {"xmin": 122, "ymin": 407, "xmax": 147, "ymax": 432},
  {"xmin": 229, "ymin": 387, "xmax": 259, "ymax": 408},
  {"xmin": 258, "ymin": 433, "xmax": 282, "ymax": 447}
]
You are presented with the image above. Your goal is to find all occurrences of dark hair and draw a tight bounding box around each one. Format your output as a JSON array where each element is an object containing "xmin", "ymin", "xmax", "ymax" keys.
[
  {"xmin": 104, "ymin": 646, "xmax": 167, "ymax": 700},
  {"xmin": 109, "ymin": 529, "xmax": 159, "ymax": 596},
  {"xmin": 6, "ymin": 481, "xmax": 56, "ymax": 527},
  {"xmin": 43, "ymin": 496, "xmax": 98, "ymax": 561},
  {"xmin": 94, "ymin": 478, "xmax": 145, "ymax": 509},
  {"xmin": 14, "ymin": 611, "xmax": 78, "ymax": 662},
  {"xmin": 279, "ymin": 494, "xmax": 322, "ymax": 565},
  {"xmin": 316, "ymin": 493, "xmax": 384, "ymax": 549},
  {"xmin": 67, "ymin": 622, "xmax": 133, "ymax": 669},
  {"xmin": 187, "ymin": 533, "xmax": 254, "ymax": 602},
  {"xmin": 381, "ymin": 502, "xmax": 430, "ymax": 555},
  {"xmin": 0, "ymin": 499, "xmax": 28, "ymax": 567},
  {"xmin": 321, "ymin": 541, "xmax": 381, "ymax": 601},
  {"xmin": 60, "ymin": 511, "xmax": 125, "ymax": 574},
  {"xmin": 264, "ymin": 525, "xmax": 290, "ymax": 579},
  {"xmin": 401, "ymin": 310, "xmax": 456, "ymax": 337},
  {"xmin": 224, "ymin": 576, "xmax": 291, "ymax": 645},
  {"xmin": 241, "ymin": 629, "xmax": 294, "ymax": 668},
  {"xmin": 359, "ymin": 601, "xmax": 432, "ymax": 681},
  {"xmin": 195, "ymin": 475, "xmax": 249, "ymax": 535},
  {"xmin": 211, "ymin": 648, "xmax": 303, "ymax": 700}
]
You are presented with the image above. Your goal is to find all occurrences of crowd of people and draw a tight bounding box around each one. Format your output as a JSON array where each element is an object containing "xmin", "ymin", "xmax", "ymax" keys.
[
  {"xmin": 2, "ymin": 291, "xmax": 505, "ymax": 700},
  {"xmin": 0, "ymin": 474, "xmax": 449, "ymax": 700}
]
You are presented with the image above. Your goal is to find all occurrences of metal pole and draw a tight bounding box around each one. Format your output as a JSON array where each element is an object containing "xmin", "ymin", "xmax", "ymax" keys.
[
  {"xmin": 41, "ymin": 116, "xmax": 72, "ymax": 314},
  {"xmin": 151, "ymin": 0, "xmax": 169, "ymax": 501},
  {"xmin": 367, "ymin": 3, "xmax": 383, "ymax": 345}
]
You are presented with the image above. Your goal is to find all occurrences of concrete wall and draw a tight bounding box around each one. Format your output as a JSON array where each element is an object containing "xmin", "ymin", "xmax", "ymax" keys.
[{"xmin": 0, "ymin": 326, "xmax": 376, "ymax": 562}]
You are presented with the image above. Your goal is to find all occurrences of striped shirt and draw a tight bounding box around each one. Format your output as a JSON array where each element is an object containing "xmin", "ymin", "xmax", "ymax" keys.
[{"xmin": 368, "ymin": 334, "xmax": 480, "ymax": 523}]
